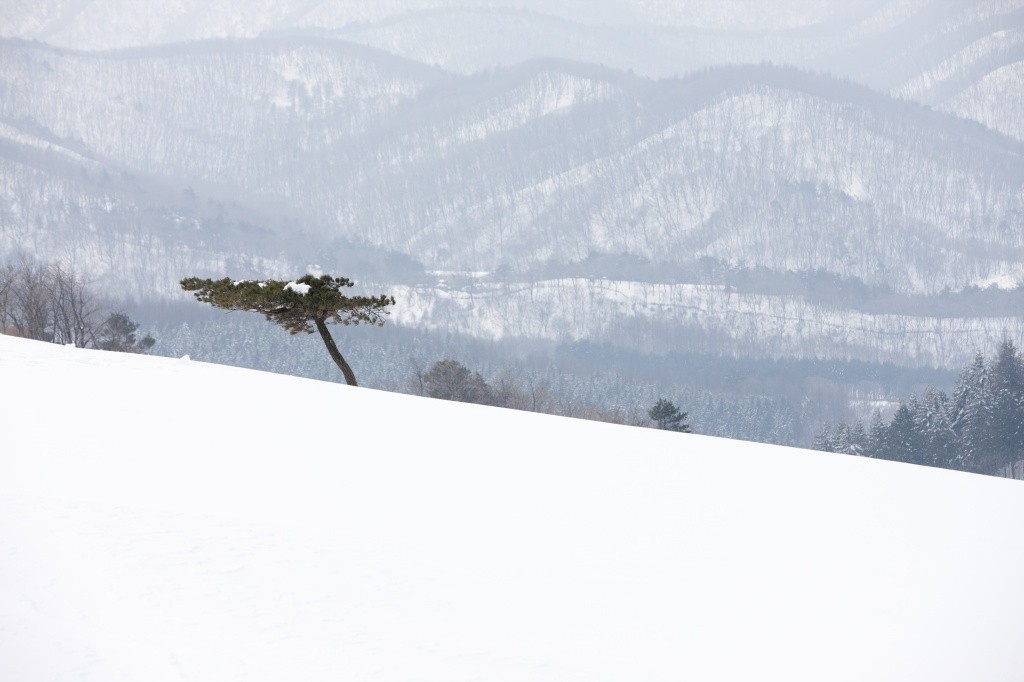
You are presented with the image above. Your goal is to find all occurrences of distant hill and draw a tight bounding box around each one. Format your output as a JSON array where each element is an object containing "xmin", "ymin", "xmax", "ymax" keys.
[
  {"xmin": 2, "ymin": 39, "xmax": 1022, "ymax": 294},
  {"xmin": 4, "ymin": 0, "xmax": 1021, "ymax": 118},
  {"xmin": 2, "ymin": 37, "xmax": 1023, "ymax": 369}
]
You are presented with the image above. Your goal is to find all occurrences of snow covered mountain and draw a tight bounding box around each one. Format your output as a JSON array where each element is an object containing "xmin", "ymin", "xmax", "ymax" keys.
[
  {"xmin": 2, "ymin": 332, "xmax": 1024, "ymax": 681},
  {"xmin": 895, "ymin": 23, "xmax": 1024, "ymax": 141},
  {"xmin": 4, "ymin": 38, "xmax": 1021, "ymax": 293},
  {"xmin": 1, "ymin": 35, "xmax": 1022, "ymax": 370},
  {"xmin": 0, "ymin": 37, "xmax": 442, "ymax": 296}
]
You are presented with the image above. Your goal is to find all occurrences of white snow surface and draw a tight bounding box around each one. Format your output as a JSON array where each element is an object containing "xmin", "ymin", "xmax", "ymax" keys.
[
  {"xmin": 2, "ymin": 333, "xmax": 1024, "ymax": 681},
  {"xmin": 283, "ymin": 281, "xmax": 311, "ymax": 295}
]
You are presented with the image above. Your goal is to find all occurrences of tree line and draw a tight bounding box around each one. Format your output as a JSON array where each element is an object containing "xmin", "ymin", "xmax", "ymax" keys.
[
  {"xmin": 410, "ymin": 358, "xmax": 691, "ymax": 433},
  {"xmin": 0, "ymin": 257, "xmax": 154, "ymax": 353},
  {"xmin": 178, "ymin": 271, "xmax": 696, "ymax": 433},
  {"xmin": 814, "ymin": 340, "xmax": 1024, "ymax": 478}
]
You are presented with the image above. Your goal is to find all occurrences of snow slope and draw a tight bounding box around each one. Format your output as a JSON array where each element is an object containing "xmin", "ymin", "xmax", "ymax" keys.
[{"xmin": 1, "ymin": 333, "xmax": 1023, "ymax": 681}]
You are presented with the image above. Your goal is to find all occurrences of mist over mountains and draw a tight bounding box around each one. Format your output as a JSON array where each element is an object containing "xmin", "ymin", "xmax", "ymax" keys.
[
  {"xmin": 4, "ymin": 1, "xmax": 1020, "ymax": 92},
  {"xmin": 1, "ymin": 0, "xmax": 1022, "ymax": 441},
  {"xmin": 5, "ymin": 1, "xmax": 1022, "ymax": 142}
]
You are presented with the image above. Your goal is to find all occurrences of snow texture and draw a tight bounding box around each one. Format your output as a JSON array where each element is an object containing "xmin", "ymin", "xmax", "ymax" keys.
[{"xmin": 1, "ymin": 333, "xmax": 1024, "ymax": 681}]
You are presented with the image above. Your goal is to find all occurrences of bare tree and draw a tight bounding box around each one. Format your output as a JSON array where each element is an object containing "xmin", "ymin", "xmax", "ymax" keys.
[
  {"xmin": 8, "ymin": 257, "xmax": 51, "ymax": 341},
  {"xmin": 0, "ymin": 261, "xmax": 13, "ymax": 334},
  {"xmin": 492, "ymin": 368, "xmax": 530, "ymax": 411},
  {"xmin": 46, "ymin": 262, "xmax": 103, "ymax": 347},
  {"xmin": 1, "ymin": 256, "xmax": 151, "ymax": 352}
]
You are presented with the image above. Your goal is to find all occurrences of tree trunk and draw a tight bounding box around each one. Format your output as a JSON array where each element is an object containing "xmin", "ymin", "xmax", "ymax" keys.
[{"xmin": 315, "ymin": 317, "xmax": 358, "ymax": 386}]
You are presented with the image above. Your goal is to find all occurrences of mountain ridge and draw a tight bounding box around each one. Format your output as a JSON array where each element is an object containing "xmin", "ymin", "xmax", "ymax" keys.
[{"xmin": 2, "ymin": 34, "xmax": 1022, "ymax": 369}]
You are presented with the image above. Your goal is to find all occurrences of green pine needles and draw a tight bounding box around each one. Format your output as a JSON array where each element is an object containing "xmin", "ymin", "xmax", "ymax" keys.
[
  {"xmin": 181, "ymin": 274, "xmax": 395, "ymax": 387},
  {"xmin": 648, "ymin": 398, "xmax": 691, "ymax": 433}
]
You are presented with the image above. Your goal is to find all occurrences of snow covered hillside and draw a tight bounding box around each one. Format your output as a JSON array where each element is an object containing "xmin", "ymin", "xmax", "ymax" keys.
[
  {"xmin": 5, "ymin": 41, "xmax": 1021, "ymax": 299},
  {"xmin": 3, "ymin": 34, "xmax": 1023, "ymax": 382},
  {"xmin": 2, "ymin": 333, "xmax": 1023, "ymax": 681}
]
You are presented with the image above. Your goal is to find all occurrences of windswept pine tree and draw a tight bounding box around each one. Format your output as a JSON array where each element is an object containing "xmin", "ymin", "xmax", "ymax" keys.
[{"xmin": 180, "ymin": 274, "xmax": 395, "ymax": 386}]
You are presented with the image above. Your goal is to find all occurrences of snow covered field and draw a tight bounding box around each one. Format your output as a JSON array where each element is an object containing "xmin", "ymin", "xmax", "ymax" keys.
[{"xmin": 2, "ymin": 333, "xmax": 1023, "ymax": 681}]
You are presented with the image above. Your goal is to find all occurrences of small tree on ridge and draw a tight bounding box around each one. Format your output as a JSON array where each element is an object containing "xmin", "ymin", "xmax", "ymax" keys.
[
  {"xmin": 181, "ymin": 274, "xmax": 395, "ymax": 386},
  {"xmin": 98, "ymin": 312, "xmax": 156, "ymax": 353},
  {"xmin": 648, "ymin": 398, "xmax": 691, "ymax": 433},
  {"xmin": 420, "ymin": 359, "xmax": 495, "ymax": 405}
]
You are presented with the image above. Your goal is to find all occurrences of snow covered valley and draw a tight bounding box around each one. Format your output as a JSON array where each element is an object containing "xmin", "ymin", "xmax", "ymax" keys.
[{"xmin": 2, "ymin": 333, "xmax": 1023, "ymax": 681}]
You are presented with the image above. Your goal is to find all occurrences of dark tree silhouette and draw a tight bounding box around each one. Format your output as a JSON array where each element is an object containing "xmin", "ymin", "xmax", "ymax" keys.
[
  {"xmin": 648, "ymin": 398, "xmax": 691, "ymax": 432},
  {"xmin": 181, "ymin": 274, "xmax": 394, "ymax": 386},
  {"xmin": 419, "ymin": 359, "xmax": 495, "ymax": 405},
  {"xmin": 818, "ymin": 341, "xmax": 1024, "ymax": 478},
  {"xmin": 98, "ymin": 312, "xmax": 155, "ymax": 353}
]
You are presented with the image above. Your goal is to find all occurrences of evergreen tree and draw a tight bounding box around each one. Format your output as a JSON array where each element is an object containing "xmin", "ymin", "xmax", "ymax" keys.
[
  {"xmin": 97, "ymin": 312, "xmax": 156, "ymax": 353},
  {"xmin": 988, "ymin": 340, "xmax": 1024, "ymax": 477},
  {"xmin": 181, "ymin": 274, "xmax": 394, "ymax": 386},
  {"xmin": 884, "ymin": 402, "xmax": 922, "ymax": 464},
  {"xmin": 848, "ymin": 420, "xmax": 868, "ymax": 457},
  {"xmin": 812, "ymin": 424, "xmax": 834, "ymax": 452},
  {"xmin": 866, "ymin": 410, "xmax": 886, "ymax": 458},
  {"xmin": 950, "ymin": 353, "xmax": 992, "ymax": 472},
  {"xmin": 420, "ymin": 359, "xmax": 496, "ymax": 405},
  {"xmin": 648, "ymin": 398, "xmax": 691, "ymax": 432},
  {"xmin": 832, "ymin": 423, "xmax": 853, "ymax": 454},
  {"xmin": 818, "ymin": 345, "xmax": 1022, "ymax": 477},
  {"xmin": 918, "ymin": 387, "xmax": 957, "ymax": 468}
]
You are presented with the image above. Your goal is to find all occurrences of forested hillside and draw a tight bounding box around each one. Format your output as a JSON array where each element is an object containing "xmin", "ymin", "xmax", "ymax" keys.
[
  {"xmin": 3, "ymin": 42, "xmax": 1022, "ymax": 295},
  {"xmin": 818, "ymin": 340, "xmax": 1024, "ymax": 479},
  {"xmin": 1, "ymin": 1, "xmax": 1022, "ymax": 451}
]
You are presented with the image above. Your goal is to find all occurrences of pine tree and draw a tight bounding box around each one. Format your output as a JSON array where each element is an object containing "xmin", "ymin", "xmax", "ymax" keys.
[
  {"xmin": 648, "ymin": 398, "xmax": 691, "ymax": 432},
  {"xmin": 181, "ymin": 274, "xmax": 394, "ymax": 386},
  {"xmin": 849, "ymin": 420, "xmax": 868, "ymax": 457},
  {"xmin": 866, "ymin": 410, "xmax": 886, "ymax": 458},
  {"xmin": 832, "ymin": 423, "xmax": 853, "ymax": 454},
  {"xmin": 950, "ymin": 353, "xmax": 992, "ymax": 472},
  {"xmin": 988, "ymin": 340, "xmax": 1024, "ymax": 477},
  {"xmin": 812, "ymin": 424, "xmax": 834, "ymax": 452},
  {"xmin": 819, "ymin": 345, "xmax": 1023, "ymax": 476},
  {"xmin": 97, "ymin": 312, "xmax": 155, "ymax": 353},
  {"xmin": 884, "ymin": 402, "xmax": 921, "ymax": 464},
  {"xmin": 918, "ymin": 388, "xmax": 957, "ymax": 469}
]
